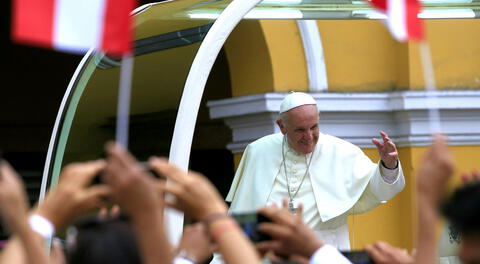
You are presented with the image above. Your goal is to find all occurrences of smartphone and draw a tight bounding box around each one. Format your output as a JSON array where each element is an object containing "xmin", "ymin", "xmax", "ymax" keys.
[
  {"xmin": 139, "ymin": 162, "xmax": 162, "ymax": 179},
  {"xmin": 231, "ymin": 212, "xmax": 272, "ymax": 242},
  {"xmin": 340, "ymin": 250, "xmax": 375, "ymax": 264}
]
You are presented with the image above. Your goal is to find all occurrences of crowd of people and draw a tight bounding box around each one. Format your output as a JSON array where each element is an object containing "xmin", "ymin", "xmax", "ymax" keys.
[{"xmin": 0, "ymin": 136, "xmax": 477, "ymax": 264}]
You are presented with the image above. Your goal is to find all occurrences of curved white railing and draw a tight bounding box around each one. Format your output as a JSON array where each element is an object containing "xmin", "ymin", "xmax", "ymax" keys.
[{"xmin": 166, "ymin": 0, "xmax": 263, "ymax": 244}]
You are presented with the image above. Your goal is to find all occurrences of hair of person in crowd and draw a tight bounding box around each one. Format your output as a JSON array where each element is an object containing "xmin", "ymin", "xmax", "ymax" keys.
[{"xmin": 66, "ymin": 214, "xmax": 142, "ymax": 264}]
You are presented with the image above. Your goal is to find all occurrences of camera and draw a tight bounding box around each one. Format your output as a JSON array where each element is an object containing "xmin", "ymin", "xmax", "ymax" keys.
[
  {"xmin": 340, "ymin": 250, "xmax": 375, "ymax": 264},
  {"xmin": 230, "ymin": 212, "xmax": 272, "ymax": 243}
]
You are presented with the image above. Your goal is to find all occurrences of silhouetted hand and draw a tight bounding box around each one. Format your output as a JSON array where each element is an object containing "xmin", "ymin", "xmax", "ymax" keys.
[
  {"xmin": 36, "ymin": 160, "xmax": 111, "ymax": 229},
  {"xmin": 149, "ymin": 157, "xmax": 227, "ymax": 220},
  {"xmin": 256, "ymin": 206, "xmax": 323, "ymax": 259},
  {"xmin": 104, "ymin": 142, "xmax": 163, "ymax": 220}
]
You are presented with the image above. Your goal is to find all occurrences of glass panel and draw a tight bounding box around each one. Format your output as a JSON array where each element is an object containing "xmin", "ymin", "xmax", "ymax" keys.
[
  {"xmin": 47, "ymin": 0, "xmax": 232, "ymax": 188},
  {"xmin": 47, "ymin": 0, "xmax": 480, "ymax": 189},
  {"xmin": 184, "ymin": 0, "xmax": 480, "ymax": 20}
]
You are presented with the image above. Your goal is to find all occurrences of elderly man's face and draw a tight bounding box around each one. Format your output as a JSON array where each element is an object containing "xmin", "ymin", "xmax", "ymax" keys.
[{"xmin": 277, "ymin": 104, "xmax": 319, "ymax": 154}]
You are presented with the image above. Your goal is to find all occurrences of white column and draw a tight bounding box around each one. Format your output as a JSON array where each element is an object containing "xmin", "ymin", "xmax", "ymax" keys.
[
  {"xmin": 297, "ymin": 20, "xmax": 328, "ymax": 91},
  {"xmin": 166, "ymin": 0, "xmax": 263, "ymax": 245}
]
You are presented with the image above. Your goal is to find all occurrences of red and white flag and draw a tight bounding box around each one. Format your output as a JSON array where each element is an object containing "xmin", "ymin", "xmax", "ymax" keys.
[
  {"xmin": 369, "ymin": 0, "xmax": 424, "ymax": 41},
  {"xmin": 12, "ymin": 0, "xmax": 136, "ymax": 56}
]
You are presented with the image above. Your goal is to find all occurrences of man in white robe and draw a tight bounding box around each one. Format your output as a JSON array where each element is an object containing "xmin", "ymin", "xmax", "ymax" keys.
[{"xmin": 212, "ymin": 92, "xmax": 404, "ymax": 263}]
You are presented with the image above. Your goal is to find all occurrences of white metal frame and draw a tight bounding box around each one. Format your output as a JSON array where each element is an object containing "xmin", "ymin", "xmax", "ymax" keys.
[
  {"xmin": 41, "ymin": 0, "xmax": 263, "ymax": 244},
  {"xmin": 40, "ymin": 49, "xmax": 94, "ymax": 200},
  {"xmin": 297, "ymin": 20, "xmax": 328, "ymax": 91},
  {"xmin": 164, "ymin": 0, "xmax": 263, "ymax": 244}
]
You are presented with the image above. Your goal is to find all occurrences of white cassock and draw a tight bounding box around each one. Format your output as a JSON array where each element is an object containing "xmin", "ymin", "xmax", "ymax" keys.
[{"xmin": 211, "ymin": 133, "xmax": 404, "ymax": 263}]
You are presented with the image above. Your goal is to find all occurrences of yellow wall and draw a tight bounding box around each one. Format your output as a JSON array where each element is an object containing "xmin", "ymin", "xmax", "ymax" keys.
[
  {"xmin": 348, "ymin": 145, "xmax": 480, "ymax": 250},
  {"xmin": 313, "ymin": 19, "xmax": 480, "ymax": 91},
  {"xmin": 224, "ymin": 20, "xmax": 274, "ymax": 97},
  {"xmin": 225, "ymin": 20, "xmax": 275, "ymax": 97},
  {"xmin": 225, "ymin": 18, "xmax": 480, "ymax": 251},
  {"xmin": 316, "ymin": 20, "xmax": 400, "ymax": 92},
  {"xmin": 408, "ymin": 19, "xmax": 480, "ymax": 90},
  {"xmin": 233, "ymin": 153, "xmax": 242, "ymax": 169},
  {"xmin": 260, "ymin": 20, "xmax": 309, "ymax": 93},
  {"xmin": 225, "ymin": 20, "xmax": 308, "ymax": 97},
  {"xmin": 226, "ymin": 19, "xmax": 480, "ymax": 95}
]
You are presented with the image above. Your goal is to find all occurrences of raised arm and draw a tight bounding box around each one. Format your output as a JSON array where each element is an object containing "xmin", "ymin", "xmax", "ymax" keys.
[
  {"xmin": 104, "ymin": 142, "xmax": 173, "ymax": 264},
  {"xmin": 0, "ymin": 161, "xmax": 48, "ymax": 264},
  {"xmin": 415, "ymin": 135, "xmax": 454, "ymax": 264},
  {"xmin": 149, "ymin": 157, "xmax": 261, "ymax": 264}
]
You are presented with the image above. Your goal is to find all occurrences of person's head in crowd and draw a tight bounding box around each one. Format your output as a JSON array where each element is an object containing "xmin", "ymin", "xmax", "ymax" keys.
[
  {"xmin": 442, "ymin": 182, "xmax": 480, "ymax": 264},
  {"xmin": 66, "ymin": 214, "xmax": 141, "ymax": 264},
  {"xmin": 277, "ymin": 92, "xmax": 319, "ymax": 154}
]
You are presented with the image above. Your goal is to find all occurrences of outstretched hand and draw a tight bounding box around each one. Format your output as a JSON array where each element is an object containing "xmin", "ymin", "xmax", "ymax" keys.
[{"xmin": 372, "ymin": 131, "xmax": 398, "ymax": 169}]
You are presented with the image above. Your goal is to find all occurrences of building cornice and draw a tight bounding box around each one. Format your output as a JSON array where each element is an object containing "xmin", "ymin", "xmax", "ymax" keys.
[{"xmin": 207, "ymin": 91, "xmax": 480, "ymax": 153}]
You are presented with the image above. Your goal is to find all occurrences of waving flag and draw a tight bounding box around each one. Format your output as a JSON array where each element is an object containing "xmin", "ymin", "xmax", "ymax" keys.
[
  {"xmin": 12, "ymin": 0, "xmax": 136, "ymax": 56},
  {"xmin": 369, "ymin": 0, "xmax": 424, "ymax": 41}
]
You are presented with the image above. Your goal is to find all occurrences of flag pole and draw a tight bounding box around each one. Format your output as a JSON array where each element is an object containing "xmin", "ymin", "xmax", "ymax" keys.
[
  {"xmin": 419, "ymin": 41, "xmax": 442, "ymax": 134},
  {"xmin": 116, "ymin": 54, "xmax": 134, "ymax": 148}
]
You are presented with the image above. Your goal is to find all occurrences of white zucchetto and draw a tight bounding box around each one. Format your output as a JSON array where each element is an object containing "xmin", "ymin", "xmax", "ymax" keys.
[{"xmin": 279, "ymin": 92, "xmax": 317, "ymax": 114}]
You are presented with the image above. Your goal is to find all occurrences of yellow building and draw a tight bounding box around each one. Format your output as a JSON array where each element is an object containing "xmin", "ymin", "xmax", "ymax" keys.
[
  {"xmin": 208, "ymin": 18, "xmax": 480, "ymax": 251},
  {"xmin": 45, "ymin": 0, "xmax": 480, "ymax": 252}
]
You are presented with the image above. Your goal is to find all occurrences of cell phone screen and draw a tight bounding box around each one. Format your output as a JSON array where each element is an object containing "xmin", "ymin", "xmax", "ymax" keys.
[
  {"xmin": 231, "ymin": 212, "xmax": 272, "ymax": 242},
  {"xmin": 340, "ymin": 250, "xmax": 375, "ymax": 264}
]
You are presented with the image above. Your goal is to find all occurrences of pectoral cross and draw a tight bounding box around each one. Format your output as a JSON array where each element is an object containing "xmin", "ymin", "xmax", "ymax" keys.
[{"xmin": 288, "ymin": 199, "xmax": 297, "ymax": 214}]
